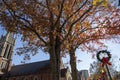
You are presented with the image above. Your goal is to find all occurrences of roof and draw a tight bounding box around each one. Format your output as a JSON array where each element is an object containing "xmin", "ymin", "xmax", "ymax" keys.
[
  {"xmin": 9, "ymin": 60, "xmax": 50, "ymax": 76},
  {"xmin": 8, "ymin": 60, "xmax": 68, "ymax": 77}
]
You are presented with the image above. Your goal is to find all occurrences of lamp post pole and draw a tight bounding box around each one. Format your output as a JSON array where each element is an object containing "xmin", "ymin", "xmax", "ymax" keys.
[
  {"xmin": 105, "ymin": 64, "xmax": 112, "ymax": 80},
  {"xmin": 97, "ymin": 50, "xmax": 112, "ymax": 80}
]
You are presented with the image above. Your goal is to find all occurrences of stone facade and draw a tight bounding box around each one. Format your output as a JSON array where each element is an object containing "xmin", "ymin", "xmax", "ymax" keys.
[{"xmin": 0, "ymin": 32, "xmax": 15, "ymax": 75}]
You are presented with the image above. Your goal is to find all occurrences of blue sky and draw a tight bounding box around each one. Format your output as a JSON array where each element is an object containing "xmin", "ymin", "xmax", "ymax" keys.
[{"xmin": 0, "ymin": 27, "xmax": 120, "ymax": 71}]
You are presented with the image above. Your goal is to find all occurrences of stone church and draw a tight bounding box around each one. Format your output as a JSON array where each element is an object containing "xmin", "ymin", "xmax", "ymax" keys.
[{"xmin": 0, "ymin": 33, "xmax": 72, "ymax": 80}]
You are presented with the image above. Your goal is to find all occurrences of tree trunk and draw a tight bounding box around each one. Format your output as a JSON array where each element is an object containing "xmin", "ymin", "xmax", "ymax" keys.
[
  {"xmin": 55, "ymin": 36, "xmax": 61, "ymax": 80},
  {"xmin": 70, "ymin": 48, "xmax": 79, "ymax": 80},
  {"xmin": 54, "ymin": 20, "xmax": 61, "ymax": 80},
  {"xmin": 49, "ymin": 31, "xmax": 61, "ymax": 80},
  {"xmin": 49, "ymin": 45, "xmax": 57, "ymax": 80},
  {"xmin": 49, "ymin": 29, "xmax": 58, "ymax": 80}
]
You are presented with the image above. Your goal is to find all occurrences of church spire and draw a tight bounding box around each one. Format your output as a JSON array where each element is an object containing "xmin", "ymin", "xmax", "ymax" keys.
[{"xmin": 0, "ymin": 32, "xmax": 15, "ymax": 74}]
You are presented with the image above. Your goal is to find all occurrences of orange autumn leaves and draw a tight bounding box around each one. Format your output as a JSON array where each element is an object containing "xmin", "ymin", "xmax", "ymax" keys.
[
  {"xmin": 93, "ymin": 0, "xmax": 108, "ymax": 6},
  {"xmin": 0, "ymin": 0, "xmax": 118, "ymax": 53}
]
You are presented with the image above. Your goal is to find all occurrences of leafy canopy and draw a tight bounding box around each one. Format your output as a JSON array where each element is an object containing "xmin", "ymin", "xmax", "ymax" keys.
[{"xmin": 0, "ymin": 0, "xmax": 120, "ymax": 55}]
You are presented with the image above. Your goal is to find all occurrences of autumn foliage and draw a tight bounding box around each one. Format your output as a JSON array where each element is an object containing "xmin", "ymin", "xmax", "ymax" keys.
[{"xmin": 0, "ymin": 0, "xmax": 120, "ymax": 80}]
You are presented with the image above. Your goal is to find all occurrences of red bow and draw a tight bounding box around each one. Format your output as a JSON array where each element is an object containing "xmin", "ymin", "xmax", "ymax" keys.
[
  {"xmin": 100, "ymin": 72, "xmax": 106, "ymax": 80},
  {"xmin": 102, "ymin": 57, "xmax": 111, "ymax": 67},
  {"xmin": 102, "ymin": 72, "xmax": 106, "ymax": 78}
]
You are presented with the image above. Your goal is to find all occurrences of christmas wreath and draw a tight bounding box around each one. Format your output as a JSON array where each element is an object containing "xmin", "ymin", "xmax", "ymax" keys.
[{"xmin": 97, "ymin": 50, "xmax": 111, "ymax": 67}]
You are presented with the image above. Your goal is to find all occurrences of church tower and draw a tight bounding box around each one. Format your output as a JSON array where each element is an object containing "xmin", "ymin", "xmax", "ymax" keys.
[{"xmin": 0, "ymin": 32, "xmax": 15, "ymax": 75}]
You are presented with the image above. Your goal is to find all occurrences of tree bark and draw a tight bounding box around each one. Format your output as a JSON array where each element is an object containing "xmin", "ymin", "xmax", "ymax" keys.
[
  {"xmin": 49, "ymin": 29, "xmax": 58, "ymax": 80},
  {"xmin": 55, "ymin": 36, "xmax": 61, "ymax": 80},
  {"xmin": 70, "ymin": 48, "xmax": 79, "ymax": 80},
  {"xmin": 49, "ymin": 44, "xmax": 57, "ymax": 80},
  {"xmin": 54, "ymin": 20, "xmax": 61, "ymax": 80},
  {"xmin": 49, "ymin": 30, "xmax": 61, "ymax": 80}
]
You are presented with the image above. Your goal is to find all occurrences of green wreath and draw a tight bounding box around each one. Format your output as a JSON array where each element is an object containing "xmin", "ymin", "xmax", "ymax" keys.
[{"xmin": 97, "ymin": 50, "xmax": 111, "ymax": 62}]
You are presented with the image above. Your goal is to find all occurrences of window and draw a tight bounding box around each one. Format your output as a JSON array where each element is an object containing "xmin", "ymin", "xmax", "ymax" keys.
[
  {"xmin": 0, "ymin": 44, "xmax": 3, "ymax": 55},
  {"xmin": 3, "ymin": 44, "xmax": 9, "ymax": 58},
  {"xmin": 7, "ymin": 46, "xmax": 12, "ymax": 59},
  {"xmin": 5, "ymin": 63, "xmax": 8, "ymax": 69},
  {"xmin": 1, "ymin": 62, "xmax": 3, "ymax": 68}
]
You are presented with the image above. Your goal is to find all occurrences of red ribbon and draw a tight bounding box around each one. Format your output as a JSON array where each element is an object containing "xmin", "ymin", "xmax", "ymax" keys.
[
  {"xmin": 102, "ymin": 57, "xmax": 111, "ymax": 67},
  {"xmin": 100, "ymin": 72, "xmax": 106, "ymax": 80},
  {"xmin": 102, "ymin": 72, "xmax": 106, "ymax": 76}
]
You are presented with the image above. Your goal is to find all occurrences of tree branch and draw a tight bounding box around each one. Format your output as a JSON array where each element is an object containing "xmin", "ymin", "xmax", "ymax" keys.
[
  {"xmin": 62, "ymin": 5, "xmax": 93, "ymax": 44},
  {"xmin": 46, "ymin": 0, "xmax": 54, "ymax": 27},
  {"xmin": 60, "ymin": 0, "xmax": 88, "ymax": 30},
  {"xmin": 2, "ymin": 0, "xmax": 47, "ymax": 45},
  {"xmin": 34, "ymin": 0, "xmax": 47, "ymax": 8},
  {"xmin": 72, "ymin": 5, "xmax": 93, "ymax": 26},
  {"xmin": 54, "ymin": 0, "xmax": 65, "ymax": 28}
]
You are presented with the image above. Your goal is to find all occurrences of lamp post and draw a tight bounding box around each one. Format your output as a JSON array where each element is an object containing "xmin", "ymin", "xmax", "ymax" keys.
[{"xmin": 97, "ymin": 50, "xmax": 112, "ymax": 80}]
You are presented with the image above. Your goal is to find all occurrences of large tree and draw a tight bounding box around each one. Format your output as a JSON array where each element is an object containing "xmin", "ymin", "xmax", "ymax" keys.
[
  {"xmin": 0, "ymin": 0, "xmax": 93, "ymax": 80},
  {"xmin": 1, "ymin": 0, "xmax": 120, "ymax": 80},
  {"xmin": 61, "ymin": 1, "xmax": 120, "ymax": 80}
]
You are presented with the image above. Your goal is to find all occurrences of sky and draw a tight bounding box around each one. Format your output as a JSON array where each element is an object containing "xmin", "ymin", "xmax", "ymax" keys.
[{"xmin": 0, "ymin": 27, "xmax": 120, "ymax": 72}]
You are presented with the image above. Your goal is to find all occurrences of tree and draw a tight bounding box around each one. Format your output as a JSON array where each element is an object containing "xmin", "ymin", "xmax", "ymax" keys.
[
  {"xmin": 0, "ymin": 0, "xmax": 93, "ymax": 80},
  {"xmin": 1, "ymin": 0, "xmax": 120, "ymax": 80},
  {"xmin": 61, "ymin": 1, "xmax": 120, "ymax": 80}
]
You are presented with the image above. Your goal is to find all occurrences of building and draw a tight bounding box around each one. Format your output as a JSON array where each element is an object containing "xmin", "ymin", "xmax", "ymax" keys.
[
  {"xmin": 78, "ymin": 70, "xmax": 89, "ymax": 80},
  {"xmin": 0, "ymin": 32, "xmax": 15, "ymax": 77},
  {"xmin": 0, "ymin": 33, "xmax": 72, "ymax": 80}
]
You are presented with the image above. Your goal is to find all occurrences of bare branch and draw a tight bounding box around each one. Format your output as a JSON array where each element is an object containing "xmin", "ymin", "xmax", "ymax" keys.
[
  {"xmin": 54, "ymin": 0, "xmax": 65, "ymax": 28},
  {"xmin": 46, "ymin": 0, "xmax": 54, "ymax": 26},
  {"xmin": 60, "ymin": 0, "xmax": 88, "ymax": 30},
  {"xmin": 72, "ymin": 5, "xmax": 93, "ymax": 26},
  {"xmin": 62, "ymin": 5, "xmax": 93, "ymax": 44}
]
